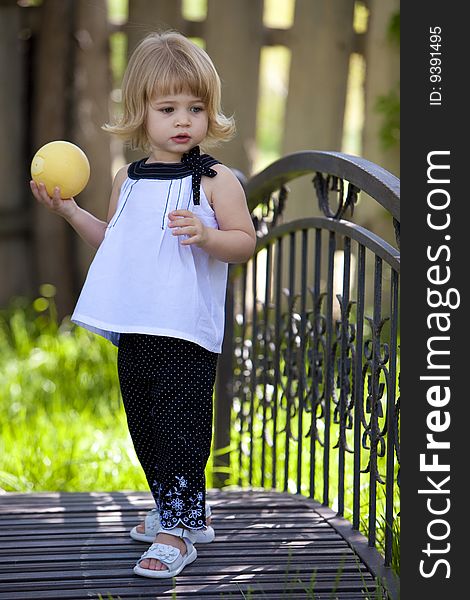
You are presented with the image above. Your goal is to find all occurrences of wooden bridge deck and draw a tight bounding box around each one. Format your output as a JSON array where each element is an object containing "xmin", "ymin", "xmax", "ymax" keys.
[{"xmin": 0, "ymin": 489, "xmax": 396, "ymax": 599}]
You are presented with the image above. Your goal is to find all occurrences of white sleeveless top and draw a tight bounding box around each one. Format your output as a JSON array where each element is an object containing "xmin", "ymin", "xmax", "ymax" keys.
[{"xmin": 71, "ymin": 149, "xmax": 228, "ymax": 353}]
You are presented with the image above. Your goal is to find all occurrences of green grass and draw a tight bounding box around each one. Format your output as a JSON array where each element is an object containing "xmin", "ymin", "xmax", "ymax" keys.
[
  {"xmin": 0, "ymin": 287, "xmax": 225, "ymax": 493},
  {"xmin": 1, "ymin": 288, "xmax": 146, "ymax": 494}
]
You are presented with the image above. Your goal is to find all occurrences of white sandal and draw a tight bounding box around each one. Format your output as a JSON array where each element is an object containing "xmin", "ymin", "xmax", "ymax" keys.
[
  {"xmin": 133, "ymin": 527, "xmax": 197, "ymax": 579},
  {"xmin": 130, "ymin": 503, "xmax": 215, "ymax": 544}
]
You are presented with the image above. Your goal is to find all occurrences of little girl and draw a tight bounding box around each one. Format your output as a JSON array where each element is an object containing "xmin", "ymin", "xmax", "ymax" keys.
[{"xmin": 30, "ymin": 31, "xmax": 256, "ymax": 579}]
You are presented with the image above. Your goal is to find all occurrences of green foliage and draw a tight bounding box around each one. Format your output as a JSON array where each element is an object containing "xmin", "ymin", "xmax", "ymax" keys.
[
  {"xmin": 109, "ymin": 32, "xmax": 127, "ymax": 89},
  {"xmin": 388, "ymin": 11, "xmax": 400, "ymax": 45},
  {"xmin": 0, "ymin": 287, "xmax": 221, "ymax": 493},
  {"xmin": 182, "ymin": 0, "xmax": 207, "ymax": 21},
  {"xmin": 107, "ymin": 0, "xmax": 128, "ymax": 22},
  {"xmin": 0, "ymin": 288, "xmax": 144, "ymax": 493},
  {"xmin": 376, "ymin": 88, "xmax": 400, "ymax": 149},
  {"xmin": 376, "ymin": 11, "xmax": 400, "ymax": 151}
]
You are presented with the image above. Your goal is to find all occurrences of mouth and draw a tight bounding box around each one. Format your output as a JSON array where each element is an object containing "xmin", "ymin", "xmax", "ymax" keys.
[{"xmin": 171, "ymin": 134, "xmax": 191, "ymax": 144}]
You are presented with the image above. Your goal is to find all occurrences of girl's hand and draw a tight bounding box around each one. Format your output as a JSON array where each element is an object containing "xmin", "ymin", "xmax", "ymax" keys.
[
  {"xmin": 30, "ymin": 180, "xmax": 78, "ymax": 220},
  {"xmin": 168, "ymin": 209, "xmax": 208, "ymax": 247}
]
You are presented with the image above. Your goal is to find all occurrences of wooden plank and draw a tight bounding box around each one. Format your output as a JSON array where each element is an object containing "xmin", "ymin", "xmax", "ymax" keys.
[
  {"xmin": 0, "ymin": 515, "xmax": 329, "ymax": 526},
  {"xmin": 0, "ymin": 535, "xmax": 350, "ymax": 548},
  {"xmin": 0, "ymin": 509, "xmax": 338, "ymax": 525},
  {"xmin": 0, "ymin": 507, "xmax": 329, "ymax": 519},
  {"xmin": 0, "ymin": 592, "xmax": 381, "ymax": 600},
  {"xmin": 0, "ymin": 568, "xmax": 373, "ymax": 583},
  {"xmin": 0, "ymin": 492, "xmax": 317, "ymax": 504},
  {"xmin": 0, "ymin": 575, "xmax": 382, "ymax": 600},
  {"xmin": 2, "ymin": 556, "xmax": 367, "ymax": 571},
  {"xmin": 1, "ymin": 529, "xmax": 339, "ymax": 543},
  {"xmin": 0, "ymin": 490, "xmax": 386, "ymax": 599},
  {"xmin": 0, "ymin": 591, "xmax": 383, "ymax": 600},
  {"xmin": 0, "ymin": 576, "xmax": 378, "ymax": 590}
]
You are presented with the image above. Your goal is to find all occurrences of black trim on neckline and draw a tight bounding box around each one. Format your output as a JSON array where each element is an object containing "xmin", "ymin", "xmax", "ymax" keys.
[
  {"xmin": 127, "ymin": 146, "xmax": 221, "ymax": 205},
  {"xmin": 127, "ymin": 151, "xmax": 220, "ymax": 181}
]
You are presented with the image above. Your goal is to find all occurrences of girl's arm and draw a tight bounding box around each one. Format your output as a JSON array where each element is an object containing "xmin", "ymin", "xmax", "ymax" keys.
[
  {"xmin": 30, "ymin": 165, "xmax": 128, "ymax": 250},
  {"xmin": 168, "ymin": 164, "xmax": 256, "ymax": 263}
]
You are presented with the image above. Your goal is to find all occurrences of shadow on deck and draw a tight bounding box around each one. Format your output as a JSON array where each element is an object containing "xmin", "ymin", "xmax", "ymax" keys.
[{"xmin": 0, "ymin": 490, "xmax": 397, "ymax": 599}]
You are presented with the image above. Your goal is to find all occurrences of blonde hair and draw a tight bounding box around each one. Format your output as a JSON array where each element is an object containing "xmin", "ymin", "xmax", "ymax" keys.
[{"xmin": 103, "ymin": 31, "xmax": 235, "ymax": 151}]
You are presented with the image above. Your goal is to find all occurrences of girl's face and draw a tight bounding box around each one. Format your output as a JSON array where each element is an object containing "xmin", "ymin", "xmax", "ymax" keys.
[{"xmin": 145, "ymin": 92, "xmax": 209, "ymax": 162}]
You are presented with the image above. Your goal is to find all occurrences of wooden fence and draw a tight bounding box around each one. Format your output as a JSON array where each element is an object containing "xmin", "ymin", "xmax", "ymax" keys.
[{"xmin": 0, "ymin": 0, "xmax": 399, "ymax": 316}]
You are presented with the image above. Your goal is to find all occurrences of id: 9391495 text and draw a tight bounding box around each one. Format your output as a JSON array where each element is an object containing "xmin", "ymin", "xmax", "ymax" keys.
[{"xmin": 429, "ymin": 26, "xmax": 442, "ymax": 107}]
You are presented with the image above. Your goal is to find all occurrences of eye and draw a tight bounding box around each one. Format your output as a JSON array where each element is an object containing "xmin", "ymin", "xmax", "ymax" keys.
[
  {"xmin": 190, "ymin": 106, "xmax": 205, "ymax": 113},
  {"xmin": 159, "ymin": 107, "xmax": 174, "ymax": 114}
]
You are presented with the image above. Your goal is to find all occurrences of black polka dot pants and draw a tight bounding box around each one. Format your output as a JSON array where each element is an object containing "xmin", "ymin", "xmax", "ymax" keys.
[{"xmin": 117, "ymin": 334, "xmax": 218, "ymax": 531}]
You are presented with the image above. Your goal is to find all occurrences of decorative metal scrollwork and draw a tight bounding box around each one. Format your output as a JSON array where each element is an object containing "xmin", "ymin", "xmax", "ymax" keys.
[
  {"xmin": 313, "ymin": 173, "xmax": 360, "ymax": 219},
  {"xmin": 332, "ymin": 295, "xmax": 356, "ymax": 453},
  {"xmin": 393, "ymin": 217, "xmax": 400, "ymax": 248},
  {"xmin": 394, "ymin": 377, "xmax": 401, "ymax": 488},
  {"xmin": 252, "ymin": 184, "xmax": 289, "ymax": 237},
  {"xmin": 275, "ymin": 289, "xmax": 301, "ymax": 439},
  {"xmin": 228, "ymin": 151, "xmax": 399, "ymax": 567},
  {"xmin": 304, "ymin": 291, "xmax": 327, "ymax": 446},
  {"xmin": 360, "ymin": 316, "xmax": 390, "ymax": 485}
]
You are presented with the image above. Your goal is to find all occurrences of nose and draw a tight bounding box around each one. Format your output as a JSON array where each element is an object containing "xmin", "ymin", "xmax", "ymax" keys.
[{"xmin": 174, "ymin": 111, "xmax": 190, "ymax": 127}]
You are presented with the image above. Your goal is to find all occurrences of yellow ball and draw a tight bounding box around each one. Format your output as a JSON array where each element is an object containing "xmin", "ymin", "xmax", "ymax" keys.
[{"xmin": 31, "ymin": 141, "xmax": 90, "ymax": 199}]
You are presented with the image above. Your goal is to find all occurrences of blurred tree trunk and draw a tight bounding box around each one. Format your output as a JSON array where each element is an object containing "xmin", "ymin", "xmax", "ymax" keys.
[
  {"xmin": 125, "ymin": 0, "xmax": 185, "ymax": 164},
  {"xmin": 73, "ymin": 0, "xmax": 112, "ymax": 281},
  {"xmin": 205, "ymin": 0, "xmax": 264, "ymax": 175},
  {"xmin": 354, "ymin": 0, "xmax": 399, "ymax": 247},
  {"xmin": 127, "ymin": 0, "xmax": 184, "ymax": 55},
  {"xmin": 32, "ymin": 0, "xmax": 77, "ymax": 317},
  {"xmin": 31, "ymin": 0, "xmax": 111, "ymax": 317},
  {"xmin": 0, "ymin": 1, "xmax": 34, "ymax": 306},
  {"xmin": 362, "ymin": 0, "xmax": 400, "ymax": 177},
  {"xmin": 282, "ymin": 0, "xmax": 356, "ymax": 222}
]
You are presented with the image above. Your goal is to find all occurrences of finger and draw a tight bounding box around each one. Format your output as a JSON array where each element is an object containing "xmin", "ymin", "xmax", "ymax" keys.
[
  {"xmin": 38, "ymin": 182, "xmax": 53, "ymax": 201},
  {"xmin": 32, "ymin": 182, "xmax": 53, "ymax": 206},
  {"xmin": 180, "ymin": 235, "xmax": 200, "ymax": 246},
  {"xmin": 168, "ymin": 209, "xmax": 193, "ymax": 219},
  {"xmin": 52, "ymin": 186, "xmax": 72, "ymax": 204},
  {"xmin": 172, "ymin": 225, "xmax": 197, "ymax": 237},
  {"xmin": 51, "ymin": 186, "xmax": 64, "ymax": 207},
  {"xmin": 168, "ymin": 217, "xmax": 193, "ymax": 228},
  {"xmin": 30, "ymin": 181, "xmax": 42, "ymax": 201}
]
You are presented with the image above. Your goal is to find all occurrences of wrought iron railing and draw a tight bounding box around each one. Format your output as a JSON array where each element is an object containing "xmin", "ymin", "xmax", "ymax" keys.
[{"xmin": 214, "ymin": 151, "xmax": 400, "ymax": 573}]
